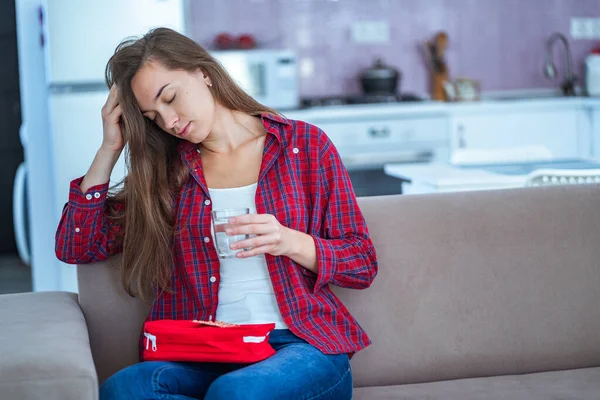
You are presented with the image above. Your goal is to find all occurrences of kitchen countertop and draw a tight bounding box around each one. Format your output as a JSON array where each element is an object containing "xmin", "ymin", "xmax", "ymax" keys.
[
  {"xmin": 283, "ymin": 96, "xmax": 600, "ymax": 121},
  {"xmin": 283, "ymin": 101, "xmax": 447, "ymax": 121},
  {"xmin": 384, "ymin": 158, "xmax": 600, "ymax": 194}
]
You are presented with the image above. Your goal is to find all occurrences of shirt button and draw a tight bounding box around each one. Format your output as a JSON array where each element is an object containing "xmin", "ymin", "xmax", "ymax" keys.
[
  {"xmin": 209, "ymin": 276, "xmax": 217, "ymax": 283},
  {"xmin": 204, "ymin": 237, "xmax": 210, "ymax": 243},
  {"xmin": 75, "ymin": 227, "xmax": 80, "ymax": 233},
  {"xmin": 208, "ymin": 315, "xmax": 213, "ymax": 321},
  {"xmin": 94, "ymin": 192, "xmax": 101, "ymax": 199},
  {"xmin": 85, "ymin": 194, "xmax": 92, "ymax": 200},
  {"xmin": 293, "ymin": 147, "xmax": 299, "ymax": 154},
  {"xmin": 204, "ymin": 199, "xmax": 211, "ymax": 206}
]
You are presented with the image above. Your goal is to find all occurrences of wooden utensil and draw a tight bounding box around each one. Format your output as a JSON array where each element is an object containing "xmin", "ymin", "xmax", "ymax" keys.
[
  {"xmin": 430, "ymin": 31, "xmax": 449, "ymax": 101},
  {"xmin": 421, "ymin": 41, "xmax": 435, "ymax": 72}
]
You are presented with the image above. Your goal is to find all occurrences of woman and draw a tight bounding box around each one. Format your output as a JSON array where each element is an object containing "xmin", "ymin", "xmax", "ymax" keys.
[{"xmin": 56, "ymin": 27, "xmax": 378, "ymax": 400}]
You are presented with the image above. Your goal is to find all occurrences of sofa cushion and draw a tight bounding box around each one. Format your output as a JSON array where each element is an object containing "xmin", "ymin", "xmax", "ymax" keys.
[
  {"xmin": 339, "ymin": 186, "xmax": 600, "ymax": 387},
  {"xmin": 0, "ymin": 291, "xmax": 98, "ymax": 400},
  {"xmin": 353, "ymin": 366, "xmax": 600, "ymax": 399}
]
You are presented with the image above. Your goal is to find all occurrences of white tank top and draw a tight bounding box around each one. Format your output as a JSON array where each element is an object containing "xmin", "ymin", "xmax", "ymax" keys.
[{"xmin": 208, "ymin": 183, "xmax": 288, "ymax": 329}]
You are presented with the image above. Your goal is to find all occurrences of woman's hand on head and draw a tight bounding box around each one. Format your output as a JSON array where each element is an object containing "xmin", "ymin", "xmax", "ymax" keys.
[{"xmin": 100, "ymin": 84, "xmax": 125, "ymax": 153}]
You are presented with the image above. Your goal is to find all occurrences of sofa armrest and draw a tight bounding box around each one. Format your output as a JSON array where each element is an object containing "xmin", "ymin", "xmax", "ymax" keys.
[{"xmin": 0, "ymin": 291, "xmax": 98, "ymax": 400}]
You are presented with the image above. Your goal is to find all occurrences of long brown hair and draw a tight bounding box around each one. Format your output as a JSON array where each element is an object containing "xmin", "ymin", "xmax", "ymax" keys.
[{"xmin": 105, "ymin": 27, "xmax": 277, "ymax": 300}]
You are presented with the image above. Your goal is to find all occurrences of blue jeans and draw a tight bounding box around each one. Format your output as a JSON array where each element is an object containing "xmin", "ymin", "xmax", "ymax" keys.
[{"xmin": 100, "ymin": 329, "xmax": 352, "ymax": 400}]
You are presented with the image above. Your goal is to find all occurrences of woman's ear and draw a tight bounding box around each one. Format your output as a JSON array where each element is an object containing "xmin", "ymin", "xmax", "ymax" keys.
[{"xmin": 198, "ymin": 68, "xmax": 212, "ymax": 87}]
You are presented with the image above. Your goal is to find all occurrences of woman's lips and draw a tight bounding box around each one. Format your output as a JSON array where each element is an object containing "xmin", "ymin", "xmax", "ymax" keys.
[{"xmin": 177, "ymin": 122, "xmax": 191, "ymax": 137}]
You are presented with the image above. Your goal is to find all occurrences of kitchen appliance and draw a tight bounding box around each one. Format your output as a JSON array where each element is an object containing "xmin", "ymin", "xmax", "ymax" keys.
[
  {"xmin": 359, "ymin": 58, "xmax": 401, "ymax": 95},
  {"xmin": 585, "ymin": 54, "xmax": 600, "ymax": 97},
  {"xmin": 210, "ymin": 49, "xmax": 299, "ymax": 110},
  {"xmin": 300, "ymin": 93, "xmax": 422, "ymax": 108},
  {"xmin": 14, "ymin": 0, "xmax": 187, "ymax": 292}
]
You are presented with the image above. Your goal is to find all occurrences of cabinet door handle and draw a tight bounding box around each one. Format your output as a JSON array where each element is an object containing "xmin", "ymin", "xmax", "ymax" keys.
[
  {"xmin": 402, "ymin": 129, "xmax": 415, "ymax": 141},
  {"xmin": 457, "ymin": 124, "xmax": 466, "ymax": 148},
  {"xmin": 368, "ymin": 127, "xmax": 391, "ymax": 138}
]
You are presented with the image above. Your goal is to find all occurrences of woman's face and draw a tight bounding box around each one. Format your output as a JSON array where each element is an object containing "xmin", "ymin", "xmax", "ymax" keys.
[{"xmin": 131, "ymin": 61, "xmax": 215, "ymax": 143}]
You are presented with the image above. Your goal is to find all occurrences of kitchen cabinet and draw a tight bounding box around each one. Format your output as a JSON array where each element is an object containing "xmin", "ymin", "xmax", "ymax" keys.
[
  {"xmin": 286, "ymin": 104, "xmax": 450, "ymax": 170},
  {"xmin": 448, "ymin": 105, "xmax": 589, "ymax": 161},
  {"xmin": 589, "ymin": 102, "xmax": 600, "ymax": 159},
  {"xmin": 285, "ymin": 104, "xmax": 449, "ymax": 196},
  {"xmin": 286, "ymin": 97, "xmax": 599, "ymax": 195},
  {"xmin": 315, "ymin": 116, "xmax": 449, "ymax": 168},
  {"xmin": 288, "ymin": 98, "xmax": 597, "ymax": 167}
]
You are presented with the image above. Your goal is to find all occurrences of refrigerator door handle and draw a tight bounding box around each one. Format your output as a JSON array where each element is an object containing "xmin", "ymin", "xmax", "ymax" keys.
[{"xmin": 13, "ymin": 162, "xmax": 30, "ymax": 266}]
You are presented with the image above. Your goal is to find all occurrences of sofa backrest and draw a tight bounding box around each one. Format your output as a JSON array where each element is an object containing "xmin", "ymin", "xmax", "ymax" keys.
[
  {"xmin": 78, "ymin": 185, "xmax": 600, "ymax": 387},
  {"xmin": 77, "ymin": 255, "xmax": 149, "ymax": 384},
  {"xmin": 338, "ymin": 185, "xmax": 600, "ymax": 387}
]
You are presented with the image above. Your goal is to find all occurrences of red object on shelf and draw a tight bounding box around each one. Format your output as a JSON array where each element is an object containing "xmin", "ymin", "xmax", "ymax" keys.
[
  {"xmin": 237, "ymin": 34, "xmax": 257, "ymax": 50},
  {"xmin": 214, "ymin": 33, "xmax": 234, "ymax": 50}
]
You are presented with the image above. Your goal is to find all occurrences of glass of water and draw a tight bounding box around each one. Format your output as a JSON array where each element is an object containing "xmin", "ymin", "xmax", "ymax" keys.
[{"xmin": 211, "ymin": 208, "xmax": 250, "ymax": 259}]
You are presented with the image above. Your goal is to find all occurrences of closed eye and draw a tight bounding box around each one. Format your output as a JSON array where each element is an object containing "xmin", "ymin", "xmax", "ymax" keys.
[{"xmin": 142, "ymin": 92, "xmax": 175, "ymax": 121}]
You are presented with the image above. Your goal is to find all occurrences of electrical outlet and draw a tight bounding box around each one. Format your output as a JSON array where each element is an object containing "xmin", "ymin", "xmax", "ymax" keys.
[
  {"xmin": 571, "ymin": 17, "xmax": 600, "ymax": 39},
  {"xmin": 571, "ymin": 18, "xmax": 587, "ymax": 39},
  {"xmin": 351, "ymin": 21, "xmax": 390, "ymax": 44},
  {"xmin": 593, "ymin": 19, "xmax": 600, "ymax": 38}
]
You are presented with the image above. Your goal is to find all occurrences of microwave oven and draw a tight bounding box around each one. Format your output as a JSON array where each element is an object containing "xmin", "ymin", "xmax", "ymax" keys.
[{"xmin": 210, "ymin": 49, "xmax": 299, "ymax": 110}]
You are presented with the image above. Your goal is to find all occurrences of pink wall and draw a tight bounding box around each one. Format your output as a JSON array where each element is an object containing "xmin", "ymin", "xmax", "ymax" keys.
[{"xmin": 191, "ymin": 0, "xmax": 600, "ymax": 97}]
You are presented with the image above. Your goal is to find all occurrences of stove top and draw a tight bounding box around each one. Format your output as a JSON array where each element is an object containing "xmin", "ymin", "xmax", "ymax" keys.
[{"xmin": 300, "ymin": 93, "xmax": 423, "ymax": 108}]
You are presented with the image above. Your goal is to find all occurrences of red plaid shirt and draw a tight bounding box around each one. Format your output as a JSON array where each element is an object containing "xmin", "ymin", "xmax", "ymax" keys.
[{"xmin": 56, "ymin": 113, "xmax": 378, "ymax": 354}]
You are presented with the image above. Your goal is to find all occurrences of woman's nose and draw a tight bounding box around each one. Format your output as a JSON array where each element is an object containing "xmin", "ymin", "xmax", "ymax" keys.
[{"xmin": 164, "ymin": 112, "xmax": 179, "ymax": 130}]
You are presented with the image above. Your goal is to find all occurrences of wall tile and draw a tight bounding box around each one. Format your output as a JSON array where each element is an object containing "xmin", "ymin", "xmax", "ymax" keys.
[{"xmin": 190, "ymin": 0, "xmax": 600, "ymax": 97}]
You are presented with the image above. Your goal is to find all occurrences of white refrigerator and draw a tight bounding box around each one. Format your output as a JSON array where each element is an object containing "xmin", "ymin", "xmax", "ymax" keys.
[{"xmin": 14, "ymin": 0, "xmax": 188, "ymax": 292}]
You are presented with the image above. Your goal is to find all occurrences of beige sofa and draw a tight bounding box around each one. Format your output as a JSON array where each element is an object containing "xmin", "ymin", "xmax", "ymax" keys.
[{"xmin": 1, "ymin": 185, "xmax": 599, "ymax": 399}]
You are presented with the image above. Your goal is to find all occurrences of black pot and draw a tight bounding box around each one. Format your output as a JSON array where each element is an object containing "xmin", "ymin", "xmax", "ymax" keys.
[{"xmin": 360, "ymin": 58, "xmax": 401, "ymax": 95}]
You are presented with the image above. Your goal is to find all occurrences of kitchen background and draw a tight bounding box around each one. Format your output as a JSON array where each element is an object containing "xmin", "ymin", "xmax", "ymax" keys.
[
  {"xmin": 1, "ymin": 0, "xmax": 600, "ymax": 294},
  {"xmin": 191, "ymin": 0, "xmax": 600, "ymax": 97},
  {"xmin": 0, "ymin": 0, "xmax": 26, "ymax": 294}
]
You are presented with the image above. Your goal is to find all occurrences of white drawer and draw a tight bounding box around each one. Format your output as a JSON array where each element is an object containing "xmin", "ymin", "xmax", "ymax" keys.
[{"xmin": 317, "ymin": 117, "xmax": 448, "ymax": 149}]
